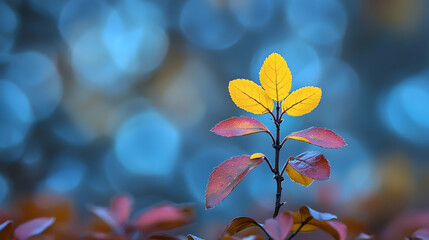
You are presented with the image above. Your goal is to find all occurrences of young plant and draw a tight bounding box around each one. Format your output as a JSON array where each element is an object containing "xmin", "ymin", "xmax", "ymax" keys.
[{"xmin": 205, "ymin": 52, "xmax": 347, "ymax": 239}]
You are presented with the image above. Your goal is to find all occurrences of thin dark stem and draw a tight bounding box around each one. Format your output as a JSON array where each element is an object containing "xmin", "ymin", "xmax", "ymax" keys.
[
  {"xmin": 272, "ymin": 101, "xmax": 284, "ymax": 218},
  {"xmin": 279, "ymin": 136, "xmax": 288, "ymax": 148},
  {"xmin": 268, "ymin": 111, "xmax": 276, "ymax": 120},
  {"xmin": 280, "ymin": 157, "xmax": 292, "ymax": 177},
  {"xmin": 265, "ymin": 131, "xmax": 276, "ymax": 145},
  {"xmin": 279, "ymin": 110, "xmax": 286, "ymax": 120},
  {"xmin": 263, "ymin": 157, "xmax": 275, "ymax": 173},
  {"xmin": 287, "ymin": 217, "xmax": 313, "ymax": 240},
  {"xmin": 255, "ymin": 223, "xmax": 274, "ymax": 240}
]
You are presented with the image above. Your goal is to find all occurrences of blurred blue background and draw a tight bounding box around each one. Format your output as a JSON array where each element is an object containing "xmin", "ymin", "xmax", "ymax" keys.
[{"xmin": 0, "ymin": 0, "xmax": 429, "ymax": 238}]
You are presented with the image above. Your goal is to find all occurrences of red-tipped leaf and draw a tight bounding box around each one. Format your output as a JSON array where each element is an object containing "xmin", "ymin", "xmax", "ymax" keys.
[
  {"xmin": 205, "ymin": 155, "xmax": 264, "ymax": 209},
  {"xmin": 289, "ymin": 151, "xmax": 330, "ymax": 180},
  {"xmin": 14, "ymin": 217, "xmax": 55, "ymax": 240},
  {"xmin": 286, "ymin": 127, "xmax": 346, "ymax": 149},
  {"xmin": 133, "ymin": 204, "xmax": 193, "ymax": 234},
  {"xmin": 211, "ymin": 117, "xmax": 269, "ymax": 137},
  {"xmin": 264, "ymin": 212, "xmax": 293, "ymax": 240}
]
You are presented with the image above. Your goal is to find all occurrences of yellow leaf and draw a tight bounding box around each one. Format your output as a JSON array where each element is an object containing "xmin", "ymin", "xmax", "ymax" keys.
[
  {"xmin": 250, "ymin": 153, "xmax": 265, "ymax": 159},
  {"xmin": 291, "ymin": 212, "xmax": 318, "ymax": 232},
  {"xmin": 229, "ymin": 79, "xmax": 274, "ymax": 115},
  {"xmin": 286, "ymin": 164, "xmax": 313, "ymax": 186},
  {"xmin": 282, "ymin": 87, "xmax": 322, "ymax": 116},
  {"xmin": 259, "ymin": 53, "xmax": 292, "ymax": 102}
]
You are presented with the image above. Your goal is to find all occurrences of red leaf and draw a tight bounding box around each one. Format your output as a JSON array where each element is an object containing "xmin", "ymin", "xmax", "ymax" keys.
[
  {"xmin": 14, "ymin": 217, "xmax": 55, "ymax": 240},
  {"xmin": 205, "ymin": 155, "xmax": 264, "ymax": 209},
  {"xmin": 133, "ymin": 204, "xmax": 193, "ymax": 234},
  {"xmin": 264, "ymin": 212, "xmax": 293, "ymax": 240},
  {"xmin": 286, "ymin": 127, "xmax": 346, "ymax": 149},
  {"xmin": 299, "ymin": 206, "xmax": 337, "ymax": 221},
  {"xmin": 354, "ymin": 232, "xmax": 374, "ymax": 240},
  {"xmin": 289, "ymin": 151, "xmax": 330, "ymax": 180},
  {"xmin": 111, "ymin": 195, "xmax": 132, "ymax": 225},
  {"xmin": 222, "ymin": 217, "xmax": 261, "ymax": 237},
  {"xmin": 89, "ymin": 206, "xmax": 121, "ymax": 233},
  {"xmin": 0, "ymin": 220, "xmax": 13, "ymax": 240},
  {"xmin": 413, "ymin": 228, "xmax": 429, "ymax": 240},
  {"xmin": 211, "ymin": 117, "xmax": 269, "ymax": 137}
]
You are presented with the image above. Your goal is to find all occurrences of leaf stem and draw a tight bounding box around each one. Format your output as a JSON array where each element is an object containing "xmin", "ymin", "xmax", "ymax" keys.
[
  {"xmin": 279, "ymin": 136, "xmax": 288, "ymax": 148},
  {"xmin": 255, "ymin": 222, "xmax": 274, "ymax": 240},
  {"xmin": 287, "ymin": 217, "xmax": 313, "ymax": 240},
  {"xmin": 266, "ymin": 131, "xmax": 276, "ymax": 145},
  {"xmin": 273, "ymin": 101, "xmax": 284, "ymax": 218},
  {"xmin": 280, "ymin": 157, "xmax": 293, "ymax": 177},
  {"xmin": 263, "ymin": 156, "xmax": 275, "ymax": 173}
]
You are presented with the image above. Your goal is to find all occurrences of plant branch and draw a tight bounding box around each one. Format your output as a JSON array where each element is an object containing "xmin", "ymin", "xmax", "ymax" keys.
[
  {"xmin": 272, "ymin": 101, "xmax": 284, "ymax": 218},
  {"xmin": 280, "ymin": 157, "xmax": 293, "ymax": 177},
  {"xmin": 255, "ymin": 223, "xmax": 274, "ymax": 240},
  {"xmin": 263, "ymin": 156, "xmax": 275, "ymax": 173},
  {"xmin": 279, "ymin": 136, "xmax": 288, "ymax": 149},
  {"xmin": 280, "ymin": 110, "xmax": 286, "ymax": 120},
  {"xmin": 268, "ymin": 110, "xmax": 276, "ymax": 121},
  {"xmin": 265, "ymin": 131, "xmax": 276, "ymax": 145},
  {"xmin": 287, "ymin": 217, "xmax": 313, "ymax": 240}
]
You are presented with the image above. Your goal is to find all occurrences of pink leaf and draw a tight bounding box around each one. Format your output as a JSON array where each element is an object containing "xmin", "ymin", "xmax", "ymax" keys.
[
  {"xmin": 264, "ymin": 212, "xmax": 293, "ymax": 240},
  {"xmin": 413, "ymin": 228, "xmax": 429, "ymax": 240},
  {"xmin": 133, "ymin": 204, "xmax": 193, "ymax": 234},
  {"xmin": 286, "ymin": 127, "xmax": 346, "ymax": 149},
  {"xmin": 289, "ymin": 151, "xmax": 330, "ymax": 180},
  {"xmin": 299, "ymin": 206, "xmax": 337, "ymax": 221},
  {"xmin": 0, "ymin": 220, "xmax": 13, "ymax": 239},
  {"xmin": 211, "ymin": 117, "xmax": 269, "ymax": 137},
  {"xmin": 205, "ymin": 155, "xmax": 264, "ymax": 209},
  {"xmin": 111, "ymin": 195, "xmax": 132, "ymax": 225},
  {"xmin": 326, "ymin": 220, "xmax": 347, "ymax": 240},
  {"xmin": 14, "ymin": 217, "xmax": 55, "ymax": 240}
]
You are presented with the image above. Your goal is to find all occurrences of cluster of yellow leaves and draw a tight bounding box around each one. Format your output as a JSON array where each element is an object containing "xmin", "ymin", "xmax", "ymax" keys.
[{"xmin": 228, "ymin": 53, "xmax": 322, "ymax": 116}]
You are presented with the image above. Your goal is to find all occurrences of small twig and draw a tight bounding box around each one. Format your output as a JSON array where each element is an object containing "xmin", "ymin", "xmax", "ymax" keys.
[
  {"xmin": 255, "ymin": 222, "xmax": 274, "ymax": 240},
  {"xmin": 279, "ymin": 110, "xmax": 286, "ymax": 120},
  {"xmin": 280, "ymin": 157, "xmax": 293, "ymax": 176},
  {"xmin": 279, "ymin": 136, "xmax": 288, "ymax": 149},
  {"xmin": 287, "ymin": 217, "xmax": 313, "ymax": 240},
  {"xmin": 265, "ymin": 131, "xmax": 276, "ymax": 145},
  {"xmin": 268, "ymin": 110, "xmax": 276, "ymax": 122},
  {"xmin": 263, "ymin": 157, "xmax": 275, "ymax": 173}
]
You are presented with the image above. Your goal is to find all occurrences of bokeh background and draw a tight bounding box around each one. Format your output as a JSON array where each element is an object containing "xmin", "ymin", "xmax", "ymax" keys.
[{"xmin": 0, "ymin": 0, "xmax": 429, "ymax": 239}]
